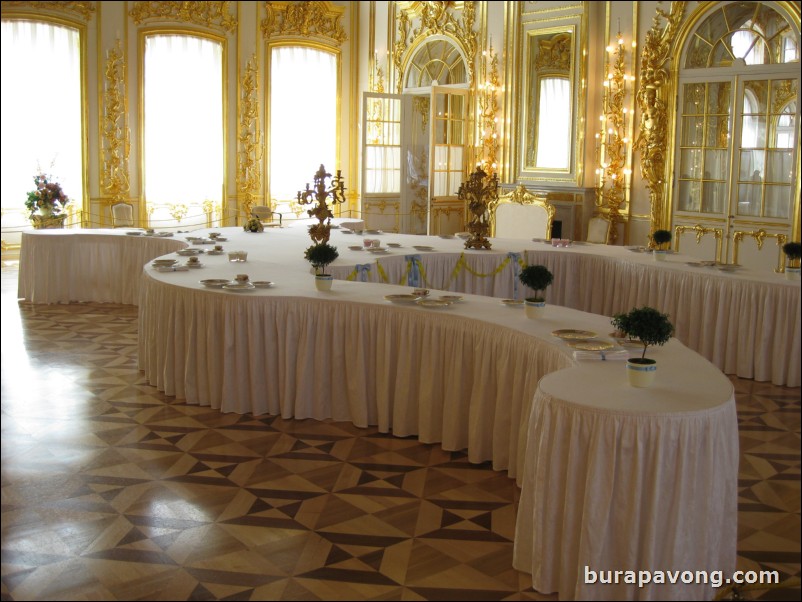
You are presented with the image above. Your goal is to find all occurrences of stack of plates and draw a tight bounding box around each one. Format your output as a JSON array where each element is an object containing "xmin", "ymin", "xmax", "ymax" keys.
[{"xmin": 552, "ymin": 329, "xmax": 597, "ymax": 340}]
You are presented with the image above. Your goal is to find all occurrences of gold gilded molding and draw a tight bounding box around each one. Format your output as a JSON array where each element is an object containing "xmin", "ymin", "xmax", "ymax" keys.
[
  {"xmin": 488, "ymin": 184, "xmax": 555, "ymax": 239},
  {"xmin": 101, "ymin": 38, "xmax": 130, "ymax": 206},
  {"xmin": 673, "ymin": 224, "xmax": 722, "ymax": 261},
  {"xmin": 635, "ymin": 1, "xmax": 685, "ymax": 232},
  {"xmin": 0, "ymin": 1, "xmax": 95, "ymax": 21},
  {"xmin": 261, "ymin": 1, "xmax": 347, "ymax": 45},
  {"xmin": 733, "ymin": 228, "xmax": 788, "ymax": 273},
  {"xmin": 535, "ymin": 32, "xmax": 571, "ymax": 73},
  {"xmin": 236, "ymin": 54, "xmax": 263, "ymax": 219},
  {"xmin": 477, "ymin": 44, "xmax": 500, "ymax": 176},
  {"xmin": 129, "ymin": 1, "xmax": 237, "ymax": 33},
  {"xmin": 393, "ymin": 1, "xmax": 478, "ymax": 92}
]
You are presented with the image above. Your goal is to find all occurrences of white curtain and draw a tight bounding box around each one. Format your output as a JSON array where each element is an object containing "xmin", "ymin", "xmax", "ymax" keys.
[
  {"xmin": 270, "ymin": 46, "xmax": 337, "ymax": 201},
  {"xmin": 144, "ymin": 35, "xmax": 223, "ymax": 214},
  {"xmin": 1, "ymin": 20, "xmax": 82, "ymax": 217},
  {"xmin": 535, "ymin": 78, "xmax": 570, "ymax": 169}
]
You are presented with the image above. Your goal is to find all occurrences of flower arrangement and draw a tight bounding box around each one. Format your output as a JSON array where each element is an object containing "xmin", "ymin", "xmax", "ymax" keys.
[
  {"xmin": 25, "ymin": 173, "xmax": 70, "ymax": 216},
  {"xmin": 243, "ymin": 217, "xmax": 264, "ymax": 233}
]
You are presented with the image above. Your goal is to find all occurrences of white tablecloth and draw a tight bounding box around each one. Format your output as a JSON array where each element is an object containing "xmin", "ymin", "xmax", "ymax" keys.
[
  {"xmin": 138, "ymin": 240, "xmax": 738, "ymax": 600},
  {"xmin": 18, "ymin": 229, "xmax": 186, "ymax": 305}
]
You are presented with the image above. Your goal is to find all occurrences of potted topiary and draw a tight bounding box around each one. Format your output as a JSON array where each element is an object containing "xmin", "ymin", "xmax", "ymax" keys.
[
  {"xmin": 518, "ymin": 264, "xmax": 554, "ymax": 319},
  {"xmin": 782, "ymin": 241, "xmax": 801, "ymax": 280},
  {"xmin": 611, "ymin": 306, "xmax": 674, "ymax": 387},
  {"xmin": 651, "ymin": 229, "xmax": 672, "ymax": 261},
  {"xmin": 304, "ymin": 242, "xmax": 339, "ymax": 291}
]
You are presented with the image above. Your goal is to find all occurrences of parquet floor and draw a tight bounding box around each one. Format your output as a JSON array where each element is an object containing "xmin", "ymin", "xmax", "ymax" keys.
[{"xmin": 1, "ymin": 261, "xmax": 799, "ymax": 601}]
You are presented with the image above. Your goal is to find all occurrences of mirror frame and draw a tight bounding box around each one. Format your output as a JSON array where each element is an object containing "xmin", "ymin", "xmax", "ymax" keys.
[{"xmin": 510, "ymin": 7, "xmax": 587, "ymax": 186}]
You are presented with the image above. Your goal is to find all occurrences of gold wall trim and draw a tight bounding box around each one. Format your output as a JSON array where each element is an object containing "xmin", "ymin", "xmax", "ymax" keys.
[
  {"xmin": 478, "ymin": 44, "xmax": 500, "ymax": 175},
  {"xmin": 674, "ymin": 223, "xmax": 722, "ymax": 261},
  {"xmin": 733, "ymin": 228, "xmax": 788, "ymax": 273},
  {"xmin": 635, "ymin": 1, "xmax": 685, "ymax": 232},
  {"xmin": 101, "ymin": 38, "xmax": 131, "ymax": 206},
  {"xmin": 0, "ymin": 1, "xmax": 95, "ymax": 21},
  {"xmin": 261, "ymin": 1, "xmax": 347, "ymax": 45},
  {"xmin": 236, "ymin": 53, "xmax": 263, "ymax": 219},
  {"xmin": 129, "ymin": 1, "xmax": 237, "ymax": 33},
  {"xmin": 393, "ymin": 1, "xmax": 478, "ymax": 93}
]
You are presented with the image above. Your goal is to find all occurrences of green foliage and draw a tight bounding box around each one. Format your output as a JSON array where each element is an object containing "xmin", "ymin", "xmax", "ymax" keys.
[
  {"xmin": 651, "ymin": 229, "xmax": 672, "ymax": 249},
  {"xmin": 518, "ymin": 264, "xmax": 553, "ymax": 301},
  {"xmin": 782, "ymin": 241, "xmax": 802, "ymax": 261},
  {"xmin": 304, "ymin": 242, "xmax": 339, "ymax": 275},
  {"xmin": 25, "ymin": 173, "xmax": 70, "ymax": 215},
  {"xmin": 611, "ymin": 306, "xmax": 674, "ymax": 360}
]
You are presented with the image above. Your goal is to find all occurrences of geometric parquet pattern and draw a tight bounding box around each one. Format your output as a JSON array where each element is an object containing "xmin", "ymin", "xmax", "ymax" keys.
[{"xmin": 1, "ymin": 261, "xmax": 799, "ymax": 601}]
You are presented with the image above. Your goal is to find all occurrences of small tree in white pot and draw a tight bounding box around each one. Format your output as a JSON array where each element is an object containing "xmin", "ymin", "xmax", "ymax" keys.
[
  {"xmin": 305, "ymin": 242, "xmax": 339, "ymax": 291},
  {"xmin": 611, "ymin": 306, "xmax": 674, "ymax": 387},
  {"xmin": 518, "ymin": 264, "xmax": 553, "ymax": 319},
  {"xmin": 650, "ymin": 229, "xmax": 672, "ymax": 261},
  {"xmin": 783, "ymin": 241, "xmax": 801, "ymax": 280}
]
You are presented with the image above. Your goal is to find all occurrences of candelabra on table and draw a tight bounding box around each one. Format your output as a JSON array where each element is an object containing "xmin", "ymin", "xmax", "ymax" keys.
[
  {"xmin": 297, "ymin": 164, "xmax": 346, "ymax": 244},
  {"xmin": 458, "ymin": 166, "xmax": 498, "ymax": 250}
]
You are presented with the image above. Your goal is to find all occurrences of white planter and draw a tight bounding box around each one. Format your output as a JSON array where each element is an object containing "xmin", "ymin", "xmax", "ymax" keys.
[
  {"xmin": 627, "ymin": 358, "xmax": 657, "ymax": 388},
  {"xmin": 525, "ymin": 299, "xmax": 545, "ymax": 319},
  {"xmin": 785, "ymin": 266, "xmax": 801, "ymax": 280},
  {"xmin": 314, "ymin": 275, "xmax": 333, "ymax": 291},
  {"xmin": 653, "ymin": 250, "xmax": 667, "ymax": 261}
]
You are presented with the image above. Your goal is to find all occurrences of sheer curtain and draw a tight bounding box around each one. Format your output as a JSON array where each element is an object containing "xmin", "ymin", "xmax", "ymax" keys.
[
  {"xmin": 144, "ymin": 35, "xmax": 223, "ymax": 220},
  {"xmin": 535, "ymin": 78, "xmax": 570, "ymax": 169},
  {"xmin": 270, "ymin": 46, "xmax": 336, "ymax": 201},
  {"xmin": 1, "ymin": 20, "xmax": 82, "ymax": 219}
]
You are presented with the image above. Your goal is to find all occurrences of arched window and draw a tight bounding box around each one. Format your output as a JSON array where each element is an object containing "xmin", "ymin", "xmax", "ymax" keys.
[
  {"xmin": 1, "ymin": 19, "xmax": 83, "ymax": 226},
  {"xmin": 268, "ymin": 45, "xmax": 337, "ymax": 203},
  {"xmin": 143, "ymin": 33, "xmax": 224, "ymax": 228}
]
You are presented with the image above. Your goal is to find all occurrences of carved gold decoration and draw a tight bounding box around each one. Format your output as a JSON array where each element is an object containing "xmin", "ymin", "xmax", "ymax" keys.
[
  {"xmin": 262, "ymin": 1, "xmax": 347, "ymax": 45},
  {"xmin": 236, "ymin": 54, "xmax": 263, "ymax": 220},
  {"xmin": 129, "ymin": 1, "xmax": 236, "ymax": 32},
  {"xmin": 393, "ymin": 1, "xmax": 477, "ymax": 92},
  {"xmin": 673, "ymin": 224, "xmax": 723, "ymax": 262},
  {"xmin": 297, "ymin": 164, "xmax": 346, "ymax": 244},
  {"xmin": 594, "ymin": 31, "xmax": 633, "ymax": 244},
  {"xmin": 370, "ymin": 53, "xmax": 385, "ymax": 93},
  {"xmin": 535, "ymin": 32, "xmax": 571, "ymax": 73},
  {"xmin": 0, "ymin": 1, "xmax": 95, "ymax": 21},
  {"xmin": 635, "ymin": 1, "xmax": 686, "ymax": 232},
  {"xmin": 101, "ymin": 39, "xmax": 130, "ymax": 207},
  {"xmin": 477, "ymin": 44, "xmax": 500, "ymax": 176},
  {"xmin": 412, "ymin": 96, "xmax": 430, "ymax": 130},
  {"xmin": 457, "ymin": 166, "xmax": 498, "ymax": 250},
  {"xmin": 733, "ymin": 228, "xmax": 788, "ymax": 273},
  {"xmin": 31, "ymin": 214, "xmax": 67, "ymax": 229},
  {"xmin": 772, "ymin": 79, "xmax": 797, "ymax": 113}
]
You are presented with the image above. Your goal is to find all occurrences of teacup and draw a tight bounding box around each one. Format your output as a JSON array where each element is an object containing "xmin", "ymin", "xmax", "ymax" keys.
[
  {"xmin": 372, "ymin": 240, "xmax": 382, "ymax": 249},
  {"xmin": 363, "ymin": 238, "xmax": 373, "ymax": 248},
  {"xmin": 413, "ymin": 288, "xmax": 430, "ymax": 297},
  {"xmin": 208, "ymin": 232, "xmax": 220, "ymax": 239},
  {"xmin": 551, "ymin": 239, "xmax": 559, "ymax": 247},
  {"xmin": 214, "ymin": 244, "xmax": 223, "ymax": 251},
  {"xmin": 146, "ymin": 228, "xmax": 155, "ymax": 235},
  {"xmin": 187, "ymin": 256, "xmax": 200, "ymax": 264},
  {"xmin": 235, "ymin": 274, "xmax": 249, "ymax": 283}
]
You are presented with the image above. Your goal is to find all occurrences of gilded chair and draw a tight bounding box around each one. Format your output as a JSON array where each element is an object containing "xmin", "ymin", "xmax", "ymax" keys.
[
  {"xmin": 673, "ymin": 224, "xmax": 722, "ymax": 262},
  {"xmin": 586, "ymin": 215, "xmax": 611, "ymax": 244},
  {"xmin": 489, "ymin": 184, "xmax": 555, "ymax": 239},
  {"xmin": 732, "ymin": 229, "xmax": 788, "ymax": 272},
  {"xmin": 110, "ymin": 202, "xmax": 134, "ymax": 228},
  {"xmin": 251, "ymin": 205, "xmax": 282, "ymax": 226}
]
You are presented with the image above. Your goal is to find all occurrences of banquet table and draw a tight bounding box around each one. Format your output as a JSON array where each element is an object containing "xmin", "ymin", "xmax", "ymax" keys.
[
  {"xmin": 137, "ymin": 224, "xmax": 800, "ymax": 386},
  {"xmin": 18, "ymin": 229, "xmax": 186, "ymax": 305},
  {"xmin": 138, "ymin": 242, "xmax": 738, "ymax": 601}
]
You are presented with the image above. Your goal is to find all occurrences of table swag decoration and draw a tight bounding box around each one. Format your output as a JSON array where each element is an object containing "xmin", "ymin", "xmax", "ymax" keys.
[
  {"xmin": 458, "ymin": 166, "xmax": 498, "ymax": 250},
  {"xmin": 297, "ymin": 164, "xmax": 346, "ymax": 244}
]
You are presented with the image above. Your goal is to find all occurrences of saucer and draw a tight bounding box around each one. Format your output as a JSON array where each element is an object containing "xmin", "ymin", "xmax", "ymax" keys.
[
  {"xmin": 126, "ymin": 231, "xmax": 142, "ymax": 236},
  {"xmin": 416, "ymin": 299, "xmax": 451, "ymax": 308},
  {"xmin": 413, "ymin": 245, "xmax": 434, "ymax": 251},
  {"xmin": 500, "ymin": 299, "xmax": 523, "ymax": 306},
  {"xmin": 206, "ymin": 250, "xmax": 224, "ymax": 255},
  {"xmin": 386, "ymin": 243, "xmax": 402, "ymax": 248},
  {"xmin": 348, "ymin": 245, "xmax": 363, "ymax": 251},
  {"xmin": 439, "ymin": 295, "xmax": 463, "ymax": 303},
  {"xmin": 552, "ymin": 329, "xmax": 597, "ymax": 340},
  {"xmin": 200, "ymin": 279, "xmax": 228, "ymax": 288},
  {"xmin": 384, "ymin": 294, "xmax": 419, "ymax": 304},
  {"xmin": 569, "ymin": 340, "xmax": 614, "ymax": 351},
  {"xmin": 223, "ymin": 283, "xmax": 256, "ymax": 292},
  {"xmin": 252, "ymin": 281, "xmax": 275, "ymax": 288},
  {"xmin": 185, "ymin": 262, "xmax": 203, "ymax": 268},
  {"xmin": 152, "ymin": 259, "xmax": 178, "ymax": 266},
  {"xmin": 214, "ymin": 237, "xmax": 228, "ymax": 242},
  {"xmin": 177, "ymin": 249, "xmax": 202, "ymax": 256}
]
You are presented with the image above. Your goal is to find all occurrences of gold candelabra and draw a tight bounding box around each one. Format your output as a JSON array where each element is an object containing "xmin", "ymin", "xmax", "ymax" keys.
[
  {"xmin": 477, "ymin": 43, "xmax": 500, "ymax": 176},
  {"xmin": 594, "ymin": 30, "xmax": 635, "ymax": 244},
  {"xmin": 458, "ymin": 166, "xmax": 498, "ymax": 250},
  {"xmin": 297, "ymin": 164, "xmax": 346, "ymax": 244}
]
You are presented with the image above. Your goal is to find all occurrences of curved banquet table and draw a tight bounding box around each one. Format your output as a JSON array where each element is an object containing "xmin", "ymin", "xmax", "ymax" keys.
[
  {"xmin": 18, "ymin": 229, "xmax": 186, "ymax": 304},
  {"xmin": 138, "ymin": 239, "xmax": 738, "ymax": 600}
]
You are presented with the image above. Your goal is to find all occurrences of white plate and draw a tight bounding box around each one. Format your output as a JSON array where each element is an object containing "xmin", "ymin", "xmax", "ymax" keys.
[
  {"xmin": 386, "ymin": 243, "xmax": 402, "ymax": 248},
  {"xmin": 500, "ymin": 299, "xmax": 523, "ymax": 306},
  {"xmin": 185, "ymin": 262, "xmax": 203, "ymax": 268},
  {"xmin": 368, "ymin": 248, "xmax": 388, "ymax": 253},
  {"xmin": 152, "ymin": 259, "xmax": 178, "ymax": 266},
  {"xmin": 126, "ymin": 231, "xmax": 142, "ymax": 236},
  {"xmin": 206, "ymin": 250, "xmax": 224, "ymax": 255},
  {"xmin": 177, "ymin": 249, "xmax": 202, "ymax": 256},
  {"xmin": 223, "ymin": 283, "xmax": 256, "ymax": 292},
  {"xmin": 200, "ymin": 279, "xmax": 228, "ymax": 288},
  {"xmin": 384, "ymin": 294, "xmax": 419, "ymax": 304},
  {"xmin": 439, "ymin": 295, "xmax": 463, "ymax": 303},
  {"xmin": 417, "ymin": 299, "xmax": 452, "ymax": 308},
  {"xmin": 348, "ymin": 246, "xmax": 363, "ymax": 251},
  {"xmin": 214, "ymin": 237, "xmax": 228, "ymax": 242},
  {"xmin": 252, "ymin": 281, "xmax": 275, "ymax": 288},
  {"xmin": 413, "ymin": 245, "xmax": 434, "ymax": 251}
]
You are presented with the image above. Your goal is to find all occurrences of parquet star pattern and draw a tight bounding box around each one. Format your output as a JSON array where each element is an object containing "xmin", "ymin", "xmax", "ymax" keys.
[{"xmin": 1, "ymin": 261, "xmax": 799, "ymax": 601}]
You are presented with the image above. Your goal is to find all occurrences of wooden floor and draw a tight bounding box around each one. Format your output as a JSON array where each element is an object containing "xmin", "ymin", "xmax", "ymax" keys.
[{"xmin": 1, "ymin": 261, "xmax": 799, "ymax": 601}]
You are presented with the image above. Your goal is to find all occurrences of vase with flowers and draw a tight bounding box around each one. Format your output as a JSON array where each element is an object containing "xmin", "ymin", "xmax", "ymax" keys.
[{"xmin": 25, "ymin": 173, "xmax": 70, "ymax": 218}]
